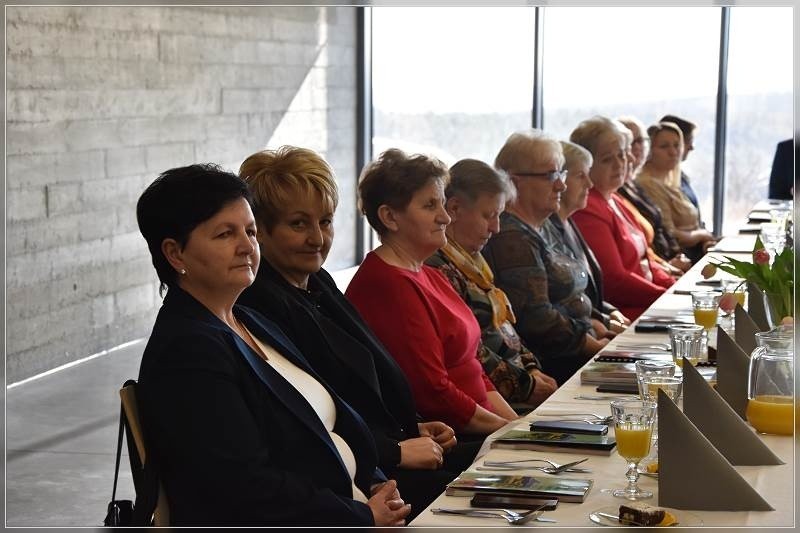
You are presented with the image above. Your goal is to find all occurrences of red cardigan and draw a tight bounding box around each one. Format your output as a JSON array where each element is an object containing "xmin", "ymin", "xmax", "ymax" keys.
[
  {"xmin": 572, "ymin": 190, "xmax": 674, "ymax": 319},
  {"xmin": 345, "ymin": 252, "xmax": 496, "ymax": 432}
]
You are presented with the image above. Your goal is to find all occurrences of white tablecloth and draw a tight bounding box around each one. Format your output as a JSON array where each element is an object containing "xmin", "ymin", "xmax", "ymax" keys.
[{"xmin": 409, "ymin": 247, "xmax": 794, "ymax": 528}]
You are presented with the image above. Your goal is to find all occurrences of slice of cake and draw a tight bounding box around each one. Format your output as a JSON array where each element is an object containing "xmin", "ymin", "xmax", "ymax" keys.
[{"xmin": 619, "ymin": 503, "xmax": 678, "ymax": 526}]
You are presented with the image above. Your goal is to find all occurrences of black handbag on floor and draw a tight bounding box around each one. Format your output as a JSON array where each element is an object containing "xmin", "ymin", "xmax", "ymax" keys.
[
  {"xmin": 103, "ymin": 380, "xmax": 158, "ymax": 526},
  {"xmin": 104, "ymin": 402, "xmax": 134, "ymax": 526}
]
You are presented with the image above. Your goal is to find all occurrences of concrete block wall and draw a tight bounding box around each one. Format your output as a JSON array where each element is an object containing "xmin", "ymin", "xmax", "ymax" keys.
[{"xmin": 6, "ymin": 6, "xmax": 358, "ymax": 383}]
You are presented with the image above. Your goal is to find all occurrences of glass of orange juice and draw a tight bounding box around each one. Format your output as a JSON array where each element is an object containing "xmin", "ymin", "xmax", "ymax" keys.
[
  {"xmin": 610, "ymin": 399, "xmax": 657, "ymax": 500},
  {"xmin": 691, "ymin": 291, "xmax": 721, "ymax": 330}
]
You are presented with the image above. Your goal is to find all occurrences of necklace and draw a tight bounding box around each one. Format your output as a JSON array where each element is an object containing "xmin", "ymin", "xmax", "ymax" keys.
[{"xmin": 233, "ymin": 317, "xmax": 269, "ymax": 361}]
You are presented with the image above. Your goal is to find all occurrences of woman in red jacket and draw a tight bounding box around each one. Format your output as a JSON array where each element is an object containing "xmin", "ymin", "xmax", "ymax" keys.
[{"xmin": 569, "ymin": 116, "xmax": 674, "ymax": 319}]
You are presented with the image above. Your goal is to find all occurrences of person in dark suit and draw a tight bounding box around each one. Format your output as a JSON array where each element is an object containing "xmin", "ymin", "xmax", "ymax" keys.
[
  {"xmin": 135, "ymin": 163, "xmax": 410, "ymax": 526},
  {"xmin": 768, "ymin": 138, "xmax": 795, "ymax": 199},
  {"xmin": 236, "ymin": 146, "xmax": 479, "ymax": 520}
]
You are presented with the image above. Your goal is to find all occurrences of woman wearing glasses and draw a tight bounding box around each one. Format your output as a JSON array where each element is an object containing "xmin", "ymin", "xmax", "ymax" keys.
[
  {"xmin": 570, "ymin": 116, "xmax": 674, "ymax": 320},
  {"xmin": 482, "ymin": 130, "xmax": 608, "ymax": 385}
]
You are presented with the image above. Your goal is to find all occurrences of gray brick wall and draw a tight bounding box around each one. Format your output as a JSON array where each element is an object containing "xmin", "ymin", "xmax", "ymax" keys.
[{"xmin": 6, "ymin": 6, "xmax": 358, "ymax": 383}]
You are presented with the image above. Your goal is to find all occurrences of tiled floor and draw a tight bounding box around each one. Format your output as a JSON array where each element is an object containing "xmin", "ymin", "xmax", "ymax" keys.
[{"xmin": 6, "ymin": 340, "xmax": 145, "ymax": 527}]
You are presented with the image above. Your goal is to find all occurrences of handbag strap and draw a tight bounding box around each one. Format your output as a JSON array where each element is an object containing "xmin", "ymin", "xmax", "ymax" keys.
[{"xmin": 110, "ymin": 402, "xmax": 125, "ymax": 502}]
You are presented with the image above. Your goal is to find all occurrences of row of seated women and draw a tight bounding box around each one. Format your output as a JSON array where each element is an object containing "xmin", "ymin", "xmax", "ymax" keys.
[{"xmin": 133, "ymin": 114, "xmax": 710, "ymax": 526}]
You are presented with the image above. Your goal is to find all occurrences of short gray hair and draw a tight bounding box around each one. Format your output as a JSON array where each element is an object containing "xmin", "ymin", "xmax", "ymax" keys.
[
  {"xmin": 447, "ymin": 158, "xmax": 516, "ymax": 204},
  {"xmin": 494, "ymin": 129, "xmax": 564, "ymax": 174},
  {"xmin": 560, "ymin": 140, "xmax": 593, "ymax": 171}
]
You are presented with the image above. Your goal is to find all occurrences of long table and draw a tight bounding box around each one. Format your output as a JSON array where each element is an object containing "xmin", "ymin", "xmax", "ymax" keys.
[{"xmin": 410, "ymin": 233, "xmax": 795, "ymax": 527}]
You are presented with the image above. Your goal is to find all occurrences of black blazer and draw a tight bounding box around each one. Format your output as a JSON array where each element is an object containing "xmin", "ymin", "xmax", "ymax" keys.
[
  {"xmin": 137, "ymin": 286, "xmax": 381, "ymax": 526},
  {"xmin": 768, "ymin": 139, "xmax": 795, "ymax": 200},
  {"xmin": 238, "ymin": 262, "xmax": 420, "ymax": 469}
]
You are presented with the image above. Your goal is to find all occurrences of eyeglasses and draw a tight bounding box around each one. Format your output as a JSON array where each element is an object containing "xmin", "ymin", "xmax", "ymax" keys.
[{"xmin": 512, "ymin": 170, "xmax": 568, "ymax": 183}]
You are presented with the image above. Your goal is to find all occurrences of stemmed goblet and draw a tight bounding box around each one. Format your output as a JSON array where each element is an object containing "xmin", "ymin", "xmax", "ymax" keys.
[{"xmin": 610, "ymin": 399, "xmax": 658, "ymax": 500}]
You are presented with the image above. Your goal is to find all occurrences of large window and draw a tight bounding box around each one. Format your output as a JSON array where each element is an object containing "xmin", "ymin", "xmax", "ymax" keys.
[
  {"xmin": 368, "ymin": 6, "xmax": 793, "ymax": 241},
  {"xmin": 372, "ymin": 7, "xmax": 535, "ymax": 166},
  {"xmin": 542, "ymin": 6, "xmax": 721, "ymax": 230},
  {"xmin": 724, "ymin": 7, "xmax": 793, "ymax": 235}
]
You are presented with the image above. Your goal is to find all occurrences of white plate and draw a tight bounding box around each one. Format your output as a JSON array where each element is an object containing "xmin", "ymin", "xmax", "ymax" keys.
[{"xmin": 589, "ymin": 505, "xmax": 703, "ymax": 527}]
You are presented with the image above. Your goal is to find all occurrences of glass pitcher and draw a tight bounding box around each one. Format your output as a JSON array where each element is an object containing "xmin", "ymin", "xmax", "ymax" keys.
[{"xmin": 746, "ymin": 329, "xmax": 794, "ymax": 435}]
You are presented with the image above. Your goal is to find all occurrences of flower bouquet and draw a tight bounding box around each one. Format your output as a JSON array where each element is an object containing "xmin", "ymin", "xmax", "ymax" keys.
[{"xmin": 702, "ymin": 236, "xmax": 794, "ymax": 324}]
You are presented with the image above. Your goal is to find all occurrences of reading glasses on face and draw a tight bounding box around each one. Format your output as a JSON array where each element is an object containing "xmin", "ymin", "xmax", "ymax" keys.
[{"xmin": 512, "ymin": 169, "xmax": 568, "ymax": 183}]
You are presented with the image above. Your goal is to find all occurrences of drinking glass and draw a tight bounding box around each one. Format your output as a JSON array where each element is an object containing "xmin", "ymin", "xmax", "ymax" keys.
[
  {"xmin": 721, "ymin": 280, "xmax": 746, "ymax": 316},
  {"xmin": 641, "ymin": 376, "xmax": 683, "ymax": 403},
  {"xmin": 634, "ymin": 360, "xmax": 676, "ymax": 398},
  {"xmin": 691, "ymin": 291, "xmax": 721, "ymax": 331},
  {"xmin": 610, "ymin": 399, "xmax": 657, "ymax": 500},
  {"xmin": 769, "ymin": 208, "xmax": 791, "ymax": 227},
  {"xmin": 668, "ymin": 324, "xmax": 708, "ymax": 367},
  {"xmin": 760, "ymin": 222, "xmax": 787, "ymax": 260},
  {"xmin": 635, "ymin": 363, "xmax": 680, "ymax": 465}
]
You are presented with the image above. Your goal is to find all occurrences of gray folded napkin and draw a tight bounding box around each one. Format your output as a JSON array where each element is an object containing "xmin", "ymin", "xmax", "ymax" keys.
[
  {"xmin": 657, "ymin": 389, "xmax": 773, "ymax": 511},
  {"xmin": 682, "ymin": 356, "xmax": 783, "ymax": 465},
  {"xmin": 734, "ymin": 304, "xmax": 762, "ymax": 356},
  {"xmin": 745, "ymin": 284, "xmax": 770, "ymax": 332},
  {"xmin": 716, "ymin": 326, "xmax": 751, "ymax": 419}
]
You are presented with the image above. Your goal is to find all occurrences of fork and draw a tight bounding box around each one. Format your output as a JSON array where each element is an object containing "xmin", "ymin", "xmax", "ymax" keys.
[
  {"xmin": 535, "ymin": 412, "xmax": 608, "ymax": 420},
  {"xmin": 431, "ymin": 507, "xmax": 547, "ymax": 525},
  {"xmin": 483, "ymin": 457, "xmax": 589, "ymax": 470},
  {"xmin": 537, "ymin": 416, "xmax": 613, "ymax": 425},
  {"xmin": 475, "ymin": 465, "xmax": 591, "ymax": 474}
]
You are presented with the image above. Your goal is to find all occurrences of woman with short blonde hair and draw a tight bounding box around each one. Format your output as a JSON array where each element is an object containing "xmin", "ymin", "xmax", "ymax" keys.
[
  {"xmin": 240, "ymin": 146, "xmax": 338, "ymax": 232},
  {"xmin": 238, "ymin": 145, "xmax": 481, "ymax": 520}
]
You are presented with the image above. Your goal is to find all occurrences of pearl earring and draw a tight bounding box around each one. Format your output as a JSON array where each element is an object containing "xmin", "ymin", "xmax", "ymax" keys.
[{"xmin": 180, "ymin": 269, "xmax": 187, "ymax": 275}]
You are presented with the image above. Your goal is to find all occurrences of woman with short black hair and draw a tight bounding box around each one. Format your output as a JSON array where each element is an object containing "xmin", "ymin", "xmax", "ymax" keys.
[{"xmin": 135, "ymin": 163, "xmax": 409, "ymax": 526}]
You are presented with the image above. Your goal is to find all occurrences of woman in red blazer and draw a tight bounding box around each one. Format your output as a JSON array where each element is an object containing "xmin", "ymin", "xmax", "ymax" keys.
[{"xmin": 570, "ymin": 116, "xmax": 674, "ymax": 319}]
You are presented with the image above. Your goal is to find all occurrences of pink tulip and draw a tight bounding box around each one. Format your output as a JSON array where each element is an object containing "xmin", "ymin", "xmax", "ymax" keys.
[
  {"xmin": 701, "ymin": 263, "xmax": 717, "ymax": 279},
  {"xmin": 753, "ymin": 248, "xmax": 770, "ymax": 265}
]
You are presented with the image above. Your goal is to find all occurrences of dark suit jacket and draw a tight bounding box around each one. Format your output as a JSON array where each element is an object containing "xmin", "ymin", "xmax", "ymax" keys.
[
  {"xmin": 238, "ymin": 262, "xmax": 420, "ymax": 468},
  {"xmin": 768, "ymin": 139, "xmax": 795, "ymax": 200},
  {"xmin": 137, "ymin": 286, "xmax": 380, "ymax": 526}
]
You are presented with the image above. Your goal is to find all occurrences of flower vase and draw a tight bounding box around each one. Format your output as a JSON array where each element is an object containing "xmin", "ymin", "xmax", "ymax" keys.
[{"xmin": 763, "ymin": 290, "xmax": 793, "ymax": 329}]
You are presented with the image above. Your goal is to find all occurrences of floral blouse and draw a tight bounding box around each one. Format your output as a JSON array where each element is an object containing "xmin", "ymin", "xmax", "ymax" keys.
[
  {"xmin": 426, "ymin": 249, "xmax": 543, "ymax": 404},
  {"xmin": 481, "ymin": 212, "xmax": 593, "ymax": 384}
]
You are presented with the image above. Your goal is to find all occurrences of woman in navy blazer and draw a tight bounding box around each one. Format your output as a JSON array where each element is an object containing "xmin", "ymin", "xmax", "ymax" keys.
[{"xmin": 135, "ymin": 163, "xmax": 410, "ymax": 526}]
